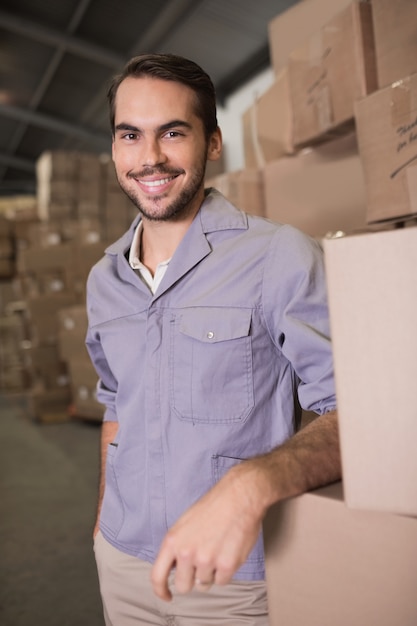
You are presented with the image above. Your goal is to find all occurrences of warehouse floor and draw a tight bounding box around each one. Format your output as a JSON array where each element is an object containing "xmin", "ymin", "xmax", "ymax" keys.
[{"xmin": 0, "ymin": 392, "xmax": 105, "ymax": 626}]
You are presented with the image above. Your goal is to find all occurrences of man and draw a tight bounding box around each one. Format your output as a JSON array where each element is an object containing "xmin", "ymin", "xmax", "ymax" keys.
[{"xmin": 86, "ymin": 53, "xmax": 341, "ymax": 625}]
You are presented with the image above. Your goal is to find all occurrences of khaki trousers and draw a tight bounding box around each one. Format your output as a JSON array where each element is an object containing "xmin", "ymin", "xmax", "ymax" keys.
[{"xmin": 94, "ymin": 531, "xmax": 269, "ymax": 626}]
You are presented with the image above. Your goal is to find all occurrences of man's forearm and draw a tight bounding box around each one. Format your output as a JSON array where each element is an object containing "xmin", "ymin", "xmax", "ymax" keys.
[
  {"xmin": 234, "ymin": 409, "xmax": 341, "ymax": 514},
  {"xmin": 94, "ymin": 420, "xmax": 119, "ymax": 536}
]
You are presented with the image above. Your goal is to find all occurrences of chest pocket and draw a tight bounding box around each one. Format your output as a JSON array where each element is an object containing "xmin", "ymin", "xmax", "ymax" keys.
[{"xmin": 170, "ymin": 308, "xmax": 254, "ymax": 424}]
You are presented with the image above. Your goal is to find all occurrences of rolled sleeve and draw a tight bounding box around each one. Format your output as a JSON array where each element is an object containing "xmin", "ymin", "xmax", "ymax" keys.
[{"xmin": 262, "ymin": 225, "xmax": 336, "ymax": 414}]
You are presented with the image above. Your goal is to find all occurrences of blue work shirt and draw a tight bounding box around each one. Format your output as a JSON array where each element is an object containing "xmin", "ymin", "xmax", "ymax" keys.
[{"xmin": 85, "ymin": 189, "xmax": 336, "ymax": 580}]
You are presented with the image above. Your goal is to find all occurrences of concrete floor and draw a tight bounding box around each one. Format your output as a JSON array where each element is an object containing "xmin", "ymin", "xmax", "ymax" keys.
[{"xmin": 0, "ymin": 392, "xmax": 105, "ymax": 626}]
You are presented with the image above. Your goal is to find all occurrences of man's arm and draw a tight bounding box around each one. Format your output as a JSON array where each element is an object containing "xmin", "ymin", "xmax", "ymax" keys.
[
  {"xmin": 93, "ymin": 420, "xmax": 119, "ymax": 538},
  {"xmin": 151, "ymin": 410, "xmax": 341, "ymax": 600}
]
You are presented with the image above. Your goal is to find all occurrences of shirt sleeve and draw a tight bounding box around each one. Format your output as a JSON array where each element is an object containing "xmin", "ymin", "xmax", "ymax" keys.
[
  {"xmin": 85, "ymin": 290, "xmax": 119, "ymax": 423},
  {"xmin": 262, "ymin": 224, "xmax": 337, "ymax": 415}
]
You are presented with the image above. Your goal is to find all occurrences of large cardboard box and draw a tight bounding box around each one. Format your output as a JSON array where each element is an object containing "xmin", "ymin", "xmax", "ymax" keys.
[
  {"xmin": 264, "ymin": 481, "xmax": 417, "ymax": 626},
  {"xmin": 355, "ymin": 73, "xmax": 417, "ymax": 224},
  {"xmin": 287, "ymin": 1, "xmax": 376, "ymax": 148},
  {"xmin": 324, "ymin": 227, "xmax": 417, "ymax": 516},
  {"xmin": 242, "ymin": 69, "xmax": 294, "ymax": 169},
  {"xmin": 263, "ymin": 132, "xmax": 367, "ymax": 238},
  {"xmin": 372, "ymin": 0, "xmax": 417, "ymax": 89},
  {"xmin": 268, "ymin": 0, "xmax": 353, "ymax": 74}
]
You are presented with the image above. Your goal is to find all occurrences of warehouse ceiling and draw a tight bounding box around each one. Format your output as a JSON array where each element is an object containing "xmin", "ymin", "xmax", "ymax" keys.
[{"xmin": 0, "ymin": 0, "xmax": 300, "ymax": 197}]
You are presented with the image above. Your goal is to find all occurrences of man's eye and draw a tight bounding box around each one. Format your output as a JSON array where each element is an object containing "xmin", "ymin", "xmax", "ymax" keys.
[{"xmin": 122, "ymin": 133, "xmax": 137, "ymax": 140}]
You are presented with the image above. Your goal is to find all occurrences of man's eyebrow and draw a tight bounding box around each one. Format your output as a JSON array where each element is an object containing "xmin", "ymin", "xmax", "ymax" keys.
[
  {"xmin": 114, "ymin": 120, "xmax": 193, "ymax": 133},
  {"xmin": 159, "ymin": 120, "xmax": 192, "ymax": 132},
  {"xmin": 115, "ymin": 123, "xmax": 140, "ymax": 133}
]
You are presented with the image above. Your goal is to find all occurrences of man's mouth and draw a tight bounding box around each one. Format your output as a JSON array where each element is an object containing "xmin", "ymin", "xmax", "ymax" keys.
[{"xmin": 138, "ymin": 176, "xmax": 177, "ymax": 188}]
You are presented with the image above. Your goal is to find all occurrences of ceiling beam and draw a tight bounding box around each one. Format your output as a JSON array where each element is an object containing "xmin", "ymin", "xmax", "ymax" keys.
[
  {"xmin": 0, "ymin": 151, "xmax": 35, "ymax": 173},
  {"xmin": 0, "ymin": 8, "xmax": 125, "ymax": 68},
  {"xmin": 129, "ymin": 0, "xmax": 205, "ymax": 53},
  {"xmin": 0, "ymin": 102, "xmax": 110, "ymax": 149}
]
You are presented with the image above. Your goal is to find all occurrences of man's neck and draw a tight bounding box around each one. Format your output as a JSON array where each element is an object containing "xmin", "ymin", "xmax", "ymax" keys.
[{"xmin": 139, "ymin": 217, "xmax": 192, "ymax": 276}]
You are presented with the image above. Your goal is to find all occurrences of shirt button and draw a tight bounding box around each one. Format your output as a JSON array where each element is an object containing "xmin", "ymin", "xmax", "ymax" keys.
[{"xmin": 207, "ymin": 331, "xmax": 214, "ymax": 339}]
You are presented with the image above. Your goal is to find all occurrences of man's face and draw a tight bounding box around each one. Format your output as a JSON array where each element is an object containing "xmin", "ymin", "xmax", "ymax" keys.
[{"xmin": 112, "ymin": 76, "xmax": 220, "ymax": 222}]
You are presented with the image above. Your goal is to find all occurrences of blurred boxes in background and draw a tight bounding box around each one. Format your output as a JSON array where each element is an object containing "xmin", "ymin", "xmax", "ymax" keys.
[
  {"xmin": 355, "ymin": 72, "xmax": 417, "ymax": 224},
  {"xmin": 263, "ymin": 132, "xmax": 367, "ymax": 238},
  {"xmin": 68, "ymin": 359, "xmax": 104, "ymax": 422},
  {"xmin": 264, "ymin": 481, "xmax": 417, "ymax": 626},
  {"xmin": 287, "ymin": 1, "xmax": 376, "ymax": 148},
  {"xmin": 36, "ymin": 151, "xmax": 79, "ymax": 220},
  {"xmin": 206, "ymin": 169, "xmax": 265, "ymax": 217},
  {"xmin": 57, "ymin": 305, "xmax": 103, "ymax": 421},
  {"xmin": 324, "ymin": 227, "xmax": 417, "ymax": 516},
  {"xmin": 57, "ymin": 305, "xmax": 89, "ymax": 362},
  {"xmin": 242, "ymin": 69, "xmax": 294, "ymax": 169},
  {"xmin": 371, "ymin": 0, "xmax": 417, "ymax": 89},
  {"xmin": 268, "ymin": 0, "xmax": 353, "ymax": 74},
  {"xmin": 0, "ymin": 214, "xmax": 15, "ymax": 279}
]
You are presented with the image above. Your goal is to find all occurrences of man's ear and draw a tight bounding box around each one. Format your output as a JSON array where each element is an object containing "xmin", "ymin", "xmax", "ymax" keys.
[{"xmin": 207, "ymin": 127, "xmax": 223, "ymax": 161}]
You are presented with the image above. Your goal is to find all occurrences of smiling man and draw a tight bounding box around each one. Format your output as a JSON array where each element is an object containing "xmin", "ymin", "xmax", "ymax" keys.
[{"xmin": 86, "ymin": 53, "xmax": 341, "ymax": 626}]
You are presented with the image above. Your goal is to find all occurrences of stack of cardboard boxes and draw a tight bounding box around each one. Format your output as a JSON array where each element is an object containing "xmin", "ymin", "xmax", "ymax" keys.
[
  {"xmin": 260, "ymin": 1, "xmax": 417, "ymax": 624},
  {"xmin": 14, "ymin": 218, "xmax": 106, "ymax": 422},
  {"xmin": 0, "ymin": 151, "xmax": 136, "ymax": 420},
  {"xmin": 0, "ymin": 199, "xmax": 38, "ymax": 393}
]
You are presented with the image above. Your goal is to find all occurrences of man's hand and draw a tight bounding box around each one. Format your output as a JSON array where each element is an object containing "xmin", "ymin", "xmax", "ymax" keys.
[{"xmin": 150, "ymin": 463, "xmax": 267, "ymax": 601}]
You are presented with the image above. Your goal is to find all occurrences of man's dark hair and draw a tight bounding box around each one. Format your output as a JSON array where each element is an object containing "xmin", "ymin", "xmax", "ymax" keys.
[{"xmin": 107, "ymin": 53, "xmax": 218, "ymax": 139}]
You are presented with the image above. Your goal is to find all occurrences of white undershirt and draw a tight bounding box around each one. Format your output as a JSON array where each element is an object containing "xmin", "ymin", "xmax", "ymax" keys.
[{"xmin": 128, "ymin": 223, "xmax": 171, "ymax": 295}]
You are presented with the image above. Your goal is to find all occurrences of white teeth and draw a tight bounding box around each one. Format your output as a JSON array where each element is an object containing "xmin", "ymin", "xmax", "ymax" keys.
[{"xmin": 140, "ymin": 177, "xmax": 173, "ymax": 188}]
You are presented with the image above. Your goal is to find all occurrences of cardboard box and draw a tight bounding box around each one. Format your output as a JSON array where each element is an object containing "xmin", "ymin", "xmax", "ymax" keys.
[
  {"xmin": 26, "ymin": 293, "xmax": 78, "ymax": 344},
  {"xmin": 264, "ymin": 481, "xmax": 417, "ymax": 626},
  {"xmin": 77, "ymin": 152, "xmax": 102, "ymax": 181},
  {"xmin": 242, "ymin": 69, "xmax": 294, "ymax": 169},
  {"xmin": 57, "ymin": 305, "xmax": 89, "ymax": 362},
  {"xmin": 68, "ymin": 357, "xmax": 104, "ymax": 421},
  {"xmin": 207, "ymin": 169, "xmax": 265, "ymax": 217},
  {"xmin": 28, "ymin": 343, "xmax": 69, "ymax": 389},
  {"xmin": 36, "ymin": 150, "xmax": 78, "ymax": 183},
  {"xmin": 29, "ymin": 384, "xmax": 72, "ymax": 423},
  {"xmin": 0, "ymin": 215, "xmax": 12, "ymax": 236},
  {"xmin": 288, "ymin": 1, "xmax": 376, "ymax": 148},
  {"xmin": 355, "ymin": 73, "xmax": 417, "ymax": 223},
  {"xmin": 268, "ymin": 0, "xmax": 353, "ymax": 74},
  {"xmin": 0, "ymin": 236, "xmax": 14, "ymax": 259},
  {"xmin": 324, "ymin": 227, "xmax": 417, "ymax": 516},
  {"xmin": 263, "ymin": 132, "xmax": 367, "ymax": 238},
  {"xmin": 372, "ymin": 0, "xmax": 417, "ymax": 89},
  {"xmin": 0, "ymin": 259, "xmax": 15, "ymax": 279}
]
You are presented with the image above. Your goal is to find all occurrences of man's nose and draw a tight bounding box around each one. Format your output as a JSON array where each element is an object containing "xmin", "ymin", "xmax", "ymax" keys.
[{"xmin": 142, "ymin": 137, "xmax": 167, "ymax": 167}]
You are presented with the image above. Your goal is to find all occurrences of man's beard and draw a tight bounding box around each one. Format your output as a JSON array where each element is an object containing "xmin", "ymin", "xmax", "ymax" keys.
[{"xmin": 117, "ymin": 153, "xmax": 207, "ymax": 223}]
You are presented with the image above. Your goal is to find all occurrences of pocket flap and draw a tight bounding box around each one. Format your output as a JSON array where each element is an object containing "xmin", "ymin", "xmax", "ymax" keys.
[{"xmin": 179, "ymin": 308, "xmax": 251, "ymax": 343}]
